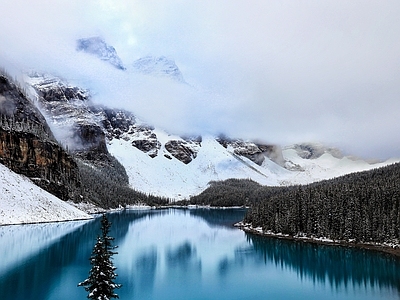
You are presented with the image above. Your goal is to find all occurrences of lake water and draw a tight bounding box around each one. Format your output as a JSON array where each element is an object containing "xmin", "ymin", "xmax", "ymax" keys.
[{"xmin": 1, "ymin": 208, "xmax": 400, "ymax": 300}]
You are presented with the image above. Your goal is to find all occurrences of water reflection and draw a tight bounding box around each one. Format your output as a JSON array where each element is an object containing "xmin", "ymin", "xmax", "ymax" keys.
[
  {"xmin": 135, "ymin": 247, "xmax": 157, "ymax": 292},
  {"xmin": 0, "ymin": 210, "xmax": 155, "ymax": 300},
  {"xmin": 0, "ymin": 220, "xmax": 90, "ymax": 276},
  {"xmin": 167, "ymin": 242, "xmax": 197, "ymax": 268},
  {"xmin": 0, "ymin": 220, "xmax": 94, "ymax": 300},
  {"xmin": 0, "ymin": 209, "xmax": 400, "ymax": 300},
  {"xmin": 188, "ymin": 208, "xmax": 247, "ymax": 228},
  {"xmin": 225, "ymin": 233, "xmax": 400, "ymax": 295}
]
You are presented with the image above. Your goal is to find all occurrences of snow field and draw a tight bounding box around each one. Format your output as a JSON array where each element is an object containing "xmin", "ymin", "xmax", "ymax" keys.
[{"xmin": 0, "ymin": 163, "xmax": 92, "ymax": 225}]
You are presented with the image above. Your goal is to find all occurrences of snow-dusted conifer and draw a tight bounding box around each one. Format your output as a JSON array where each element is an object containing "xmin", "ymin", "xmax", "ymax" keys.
[{"xmin": 78, "ymin": 214, "xmax": 121, "ymax": 299}]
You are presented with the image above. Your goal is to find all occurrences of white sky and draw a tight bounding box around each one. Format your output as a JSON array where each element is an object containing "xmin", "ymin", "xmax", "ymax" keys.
[{"xmin": 1, "ymin": 0, "xmax": 400, "ymax": 159}]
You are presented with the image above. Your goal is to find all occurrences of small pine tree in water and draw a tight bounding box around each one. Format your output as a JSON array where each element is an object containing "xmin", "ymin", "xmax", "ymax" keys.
[{"xmin": 79, "ymin": 214, "xmax": 121, "ymax": 299}]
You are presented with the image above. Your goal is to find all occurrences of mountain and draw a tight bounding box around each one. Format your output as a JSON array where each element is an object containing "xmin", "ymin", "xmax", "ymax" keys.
[
  {"xmin": 0, "ymin": 36, "xmax": 399, "ymax": 224},
  {"xmin": 28, "ymin": 73, "xmax": 169, "ymax": 208},
  {"xmin": 0, "ymin": 160, "xmax": 91, "ymax": 225},
  {"xmin": 76, "ymin": 37, "xmax": 126, "ymax": 70},
  {"xmin": 0, "ymin": 72, "xmax": 82, "ymax": 201},
  {"xmin": 132, "ymin": 56, "xmax": 185, "ymax": 82},
  {"xmin": 26, "ymin": 73, "xmax": 398, "ymax": 201},
  {"xmin": 28, "ymin": 73, "xmax": 108, "ymax": 154},
  {"xmin": 76, "ymin": 37, "xmax": 184, "ymax": 82}
]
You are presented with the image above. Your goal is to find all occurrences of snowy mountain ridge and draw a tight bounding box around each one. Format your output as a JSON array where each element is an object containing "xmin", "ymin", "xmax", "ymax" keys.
[
  {"xmin": 76, "ymin": 36, "xmax": 185, "ymax": 83},
  {"xmin": 26, "ymin": 73, "xmax": 398, "ymax": 201}
]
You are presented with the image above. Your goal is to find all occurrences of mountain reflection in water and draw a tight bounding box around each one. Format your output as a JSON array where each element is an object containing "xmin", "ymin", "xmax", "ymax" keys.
[{"xmin": 0, "ymin": 208, "xmax": 399, "ymax": 300}]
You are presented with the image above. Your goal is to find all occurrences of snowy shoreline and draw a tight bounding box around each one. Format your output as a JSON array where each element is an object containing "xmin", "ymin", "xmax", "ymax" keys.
[{"xmin": 235, "ymin": 222, "xmax": 400, "ymax": 258}]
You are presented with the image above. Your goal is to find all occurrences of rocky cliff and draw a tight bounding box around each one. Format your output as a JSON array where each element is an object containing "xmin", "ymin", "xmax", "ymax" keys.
[
  {"xmin": 0, "ymin": 73, "xmax": 81, "ymax": 201},
  {"xmin": 30, "ymin": 74, "xmax": 109, "ymax": 156}
]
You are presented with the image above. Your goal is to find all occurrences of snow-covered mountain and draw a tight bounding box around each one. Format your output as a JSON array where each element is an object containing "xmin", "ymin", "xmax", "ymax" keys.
[
  {"xmin": 76, "ymin": 36, "xmax": 184, "ymax": 83},
  {"xmin": 76, "ymin": 37, "xmax": 126, "ymax": 70},
  {"xmin": 132, "ymin": 56, "xmax": 185, "ymax": 82},
  {"xmin": 26, "ymin": 74, "xmax": 398, "ymax": 201},
  {"xmin": 28, "ymin": 73, "xmax": 108, "ymax": 153},
  {"xmin": 1, "ymin": 35, "xmax": 399, "ymax": 226},
  {"xmin": 108, "ymin": 132, "xmax": 397, "ymax": 200}
]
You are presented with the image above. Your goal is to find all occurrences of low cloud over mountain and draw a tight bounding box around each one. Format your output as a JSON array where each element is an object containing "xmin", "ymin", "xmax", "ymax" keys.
[{"xmin": 1, "ymin": 1, "xmax": 400, "ymax": 159}]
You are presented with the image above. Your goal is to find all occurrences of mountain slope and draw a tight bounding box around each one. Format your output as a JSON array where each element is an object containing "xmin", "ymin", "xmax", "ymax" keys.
[
  {"xmin": 0, "ymin": 163, "xmax": 92, "ymax": 225},
  {"xmin": 0, "ymin": 72, "xmax": 82, "ymax": 201},
  {"xmin": 108, "ymin": 132, "xmax": 396, "ymax": 200}
]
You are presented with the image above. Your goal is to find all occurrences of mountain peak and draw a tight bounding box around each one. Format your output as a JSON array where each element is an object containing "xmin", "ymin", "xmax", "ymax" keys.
[
  {"xmin": 132, "ymin": 56, "xmax": 184, "ymax": 82},
  {"xmin": 289, "ymin": 143, "xmax": 344, "ymax": 159},
  {"xmin": 76, "ymin": 37, "xmax": 125, "ymax": 70}
]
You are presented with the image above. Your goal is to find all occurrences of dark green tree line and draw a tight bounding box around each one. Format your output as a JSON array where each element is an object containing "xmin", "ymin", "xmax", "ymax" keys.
[
  {"xmin": 191, "ymin": 163, "xmax": 400, "ymax": 244},
  {"xmin": 244, "ymin": 163, "xmax": 400, "ymax": 244}
]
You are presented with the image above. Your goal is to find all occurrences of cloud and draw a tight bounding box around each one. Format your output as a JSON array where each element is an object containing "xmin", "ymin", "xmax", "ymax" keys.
[{"xmin": 1, "ymin": 0, "xmax": 400, "ymax": 159}]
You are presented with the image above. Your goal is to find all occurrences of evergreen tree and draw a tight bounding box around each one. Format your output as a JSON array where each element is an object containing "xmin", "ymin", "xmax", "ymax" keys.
[{"xmin": 79, "ymin": 214, "xmax": 121, "ymax": 299}]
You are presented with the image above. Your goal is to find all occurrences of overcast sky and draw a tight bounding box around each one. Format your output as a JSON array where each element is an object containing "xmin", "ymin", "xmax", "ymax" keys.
[{"xmin": 1, "ymin": 0, "xmax": 400, "ymax": 159}]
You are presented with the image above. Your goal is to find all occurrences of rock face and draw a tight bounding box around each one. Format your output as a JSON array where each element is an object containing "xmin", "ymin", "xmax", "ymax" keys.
[
  {"xmin": 165, "ymin": 139, "xmax": 201, "ymax": 164},
  {"xmin": 131, "ymin": 133, "xmax": 161, "ymax": 158},
  {"xmin": 75, "ymin": 123, "xmax": 108, "ymax": 154},
  {"xmin": 104, "ymin": 113, "xmax": 162, "ymax": 158},
  {"xmin": 0, "ymin": 129, "xmax": 80, "ymax": 200},
  {"xmin": 76, "ymin": 37, "xmax": 126, "ymax": 70},
  {"xmin": 216, "ymin": 138, "xmax": 287, "ymax": 167},
  {"xmin": 30, "ymin": 74, "xmax": 108, "ymax": 155},
  {"xmin": 231, "ymin": 140, "xmax": 265, "ymax": 165},
  {"xmin": 102, "ymin": 108, "xmax": 136, "ymax": 140},
  {"xmin": 217, "ymin": 138, "xmax": 264, "ymax": 165},
  {"xmin": 0, "ymin": 73, "xmax": 81, "ymax": 201}
]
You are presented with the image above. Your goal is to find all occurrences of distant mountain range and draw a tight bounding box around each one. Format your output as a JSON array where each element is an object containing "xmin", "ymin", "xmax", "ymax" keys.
[
  {"xmin": 0, "ymin": 37, "xmax": 398, "ymax": 224},
  {"xmin": 26, "ymin": 71, "xmax": 397, "ymax": 200}
]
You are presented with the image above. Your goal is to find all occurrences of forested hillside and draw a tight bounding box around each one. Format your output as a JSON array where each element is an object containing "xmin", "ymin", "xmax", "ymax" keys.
[
  {"xmin": 244, "ymin": 163, "xmax": 400, "ymax": 244},
  {"xmin": 188, "ymin": 179, "xmax": 262, "ymax": 207},
  {"xmin": 76, "ymin": 155, "xmax": 170, "ymax": 208},
  {"xmin": 191, "ymin": 163, "xmax": 400, "ymax": 244}
]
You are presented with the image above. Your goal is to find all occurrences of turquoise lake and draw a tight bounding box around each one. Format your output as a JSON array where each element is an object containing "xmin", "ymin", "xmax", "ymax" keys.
[{"xmin": 0, "ymin": 208, "xmax": 400, "ymax": 299}]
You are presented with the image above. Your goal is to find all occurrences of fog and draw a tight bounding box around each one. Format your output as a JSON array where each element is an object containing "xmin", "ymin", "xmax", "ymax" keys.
[{"xmin": 1, "ymin": 0, "xmax": 400, "ymax": 159}]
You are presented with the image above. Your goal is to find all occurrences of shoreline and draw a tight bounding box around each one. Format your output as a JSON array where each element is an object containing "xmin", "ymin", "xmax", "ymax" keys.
[
  {"xmin": 0, "ymin": 216, "xmax": 93, "ymax": 227},
  {"xmin": 235, "ymin": 222, "xmax": 400, "ymax": 259}
]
